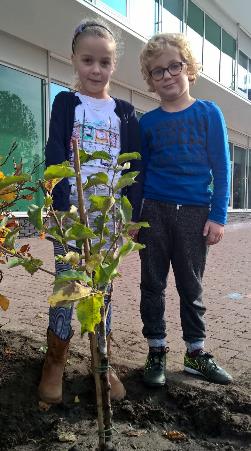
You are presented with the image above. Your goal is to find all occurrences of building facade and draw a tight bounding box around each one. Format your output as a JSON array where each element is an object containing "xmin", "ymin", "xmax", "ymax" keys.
[{"xmin": 0, "ymin": 0, "xmax": 251, "ymax": 223}]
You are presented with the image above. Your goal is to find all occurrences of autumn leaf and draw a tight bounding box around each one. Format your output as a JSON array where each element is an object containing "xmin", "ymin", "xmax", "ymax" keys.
[
  {"xmin": 0, "ymin": 294, "xmax": 10, "ymax": 311},
  {"xmin": 162, "ymin": 430, "xmax": 187, "ymax": 441},
  {"xmin": 76, "ymin": 293, "xmax": 104, "ymax": 334},
  {"xmin": 48, "ymin": 281, "xmax": 92, "ymax": 307}
]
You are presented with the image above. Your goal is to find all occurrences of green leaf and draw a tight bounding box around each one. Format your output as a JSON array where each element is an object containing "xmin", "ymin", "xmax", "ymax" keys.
[
  {"xmin": 4, "ymin": 228, "xmax": 20, "ymax": 249},
  {"xmin": 65, "ymin": 223, "xmax": 96, "ymax": 241},
  {"xmin": 8, "ymin": 256, "xmax": 43, "ymax": 274},
  {"xmin": 114, "ymin": 171, "xmax": 139, "ymax": 192},
  {"xmin": 27, "ymin": 204, "xmax": 43, "ymax": 231},
  {"xmin": 0, "ymin": 216, "xmax": 8, "ymax": 229},
  {"xmin": 117, "ymin": 152, "xmax": 141, "ymax": 165},
  {"xmin": 120, "ymin": 196, "xmax": 132, "ymax": 223},
  {"xmin": 44, "ymin": 162, "xmax": 75, "ymax": 180},
  {"xmin": 89, "ymin": 195, "xmax": 115, "ymax": 214},
  {"xmin": 126, "ymin": 221, "xmax": 150, "ymax": 231},
  {"xmin": 0, "ymin": 174, "xmax": 31, "ymax": 190},
  {"xmin": 83, "ymin": 172, "xmax": 109, "ymax": 190},
  {"xmin": 55, "ymin": 270, "xmax": 92, "ymax": 285},
  {"xmin": 48, "ymin": 281, "xmax": 92, "ymax": 307},
  {"xmin": 91, "ymin": 151, "xmax": 112, "ymax": 161},
  {"xmin": 79, "ymin": 150, "xmax": 112, "ymax": 164},
  {"xmin": 44, "ymin": 193, "xmax": 53, "ymax": 208},
  {"xmin": 91, "ymin": 239, "xmax": 107, "ymax": 255},
  {"xmin": 22, "ymin": 257, "xmax": 43, "ymax": 275},
  {"xmin": 86, "ymin": 254, "xmax": 103, "ymax": 273},
  {"xmin": 76, "ymin": 293, "xmax": 104, "ymax": 334},
  {"xmin": 56, "ymin": 251, "xmax": 80, "ymax": 266},
  {"xmin": 94, "ymin": 258, "xmax": 119, "ymax": 287},
  {"xmin": 8, "ymin": 257, "xmax": 23, "ymax": 268},
  {"xmin": 48, "ymin": 226, "xmax": 63, "ymax": 243}
]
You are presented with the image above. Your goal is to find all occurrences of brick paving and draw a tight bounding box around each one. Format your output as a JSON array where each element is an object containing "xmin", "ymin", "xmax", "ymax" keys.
[{"xmin": 0, "ymin": 221, "xmax": 251, "ymax": 387}]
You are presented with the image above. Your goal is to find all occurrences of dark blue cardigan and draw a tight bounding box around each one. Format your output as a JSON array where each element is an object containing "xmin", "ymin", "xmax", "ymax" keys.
[{"xmin": 45, "ymin": 91, "xmax": 143, "ymax": 221}]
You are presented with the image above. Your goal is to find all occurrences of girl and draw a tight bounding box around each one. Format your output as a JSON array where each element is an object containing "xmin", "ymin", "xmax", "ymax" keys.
[{"xmin": 38, "ymin": 19, "xmax": 142, "ymax": 404}]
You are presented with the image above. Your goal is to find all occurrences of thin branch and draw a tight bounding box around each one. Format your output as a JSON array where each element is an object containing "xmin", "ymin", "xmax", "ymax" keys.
[{"xmin": 0, "ymin": 245, "xmax": 56, "ymax": 277}]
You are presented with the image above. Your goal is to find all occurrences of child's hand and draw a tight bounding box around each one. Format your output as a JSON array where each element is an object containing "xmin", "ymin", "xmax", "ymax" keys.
[{"xmin": 203, "ymin": 220, "xmax": 224, "ymax": 245}]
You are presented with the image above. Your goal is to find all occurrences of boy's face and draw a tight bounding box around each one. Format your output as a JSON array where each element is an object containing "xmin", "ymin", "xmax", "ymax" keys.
[{"xmin": 149, "ymin": 45, "xmax": 189, "ymax": 101}]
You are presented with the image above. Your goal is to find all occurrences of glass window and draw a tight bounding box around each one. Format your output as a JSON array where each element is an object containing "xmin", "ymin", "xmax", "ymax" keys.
[
  {"xmin": 203, "ymin": 15, "xmax": 221, "ymax": 81},
  {"xmin": 162, "ymin": 0, "xmax": 183, "ymax": 33},
  {"xmin": 233, "ymin": 146, "xmax": 246, "ymax": 209},
  {"xmin": 0, "ymin": 64, "xmax": 45, "ymax": 211},
  {"xmin": 248, "ymin": 149, "xmax": 251, "ymax": 208},
  {"xmin": 248, "ymin": 59, "xmax": 251, "ymax": 101},
  {"xmin": 229, "ymin": 142, "xmax": 233, "ymax": 207},
  {"xmin": 50, "ymin": 82, "xmax": 70, "ymax": 110},
  {"xmin": 101, "ymin": 0, "xmax": 127, "ymax": 15},
  {"xmin": 129, "ymin": 0, "xmax": 156, "ymax": 38},
  {"xmin": 221, "ymin": 30, "xmax": 236, "ymax": 90},
  {"xmin": 238, "ymin": 51, "xmax": 248, "ymax": 97},
  {"xmin": 187, "ymin": 1, "xmax": 204, "ymax": 64}
]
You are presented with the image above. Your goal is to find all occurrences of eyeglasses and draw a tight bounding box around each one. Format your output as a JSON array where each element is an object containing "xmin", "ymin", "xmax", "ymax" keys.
[{"xmin": 150, "ymin": 61, "xmax": 185, "ymax": 81}]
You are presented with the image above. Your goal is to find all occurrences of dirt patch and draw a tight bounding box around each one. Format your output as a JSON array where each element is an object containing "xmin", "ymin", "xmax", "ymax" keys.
[{"xmin": 0, "ymin": 330, "xmax": 250, "ymax": 451}]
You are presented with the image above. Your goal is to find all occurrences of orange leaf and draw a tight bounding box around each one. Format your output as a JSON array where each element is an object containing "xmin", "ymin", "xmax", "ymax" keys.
[
  {"xmin": 20, "ymin": 244, "xmax": 30, "ymax": 254},
  {"xmin": 0, "ymin": 294, "xmax": 10, "ymax": 311},
  {"xmin": 39, "ymin": 231, "xmax": 46, "ymax": 240},
  {"xmin": 162, "ymin": 430, "xmax": 187, "ymax": 441}
]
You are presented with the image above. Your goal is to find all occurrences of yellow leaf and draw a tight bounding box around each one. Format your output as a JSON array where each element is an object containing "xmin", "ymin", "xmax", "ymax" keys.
[
  {"xmin": 76, "ymin": 293, "xmax": 104, "ymax": 334},
  {"xmin": 48, "ymin": 281, "xmax": 91, "ymax": 307},
  {"xmin": 0, "ymin": 294, "xmax": 10, "ymax": 311},
  {"xmin": 44, "ymin": 179, "xmax": 61, "ymax": 192}
]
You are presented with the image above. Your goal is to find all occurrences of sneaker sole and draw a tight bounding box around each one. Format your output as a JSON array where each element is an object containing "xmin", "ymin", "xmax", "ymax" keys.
[
  {"xmin": 184, "ymin": 366, "xmax": 204, "ymax": 377},
  {"xmin": 184, "ymin": 366, "xmax": 233, "ymax": 385}
]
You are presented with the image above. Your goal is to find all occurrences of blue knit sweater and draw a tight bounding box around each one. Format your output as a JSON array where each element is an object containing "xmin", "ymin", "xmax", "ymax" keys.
[{"xmin": 139, "ymin": 100, "xmax": 231, "ymax": 224}]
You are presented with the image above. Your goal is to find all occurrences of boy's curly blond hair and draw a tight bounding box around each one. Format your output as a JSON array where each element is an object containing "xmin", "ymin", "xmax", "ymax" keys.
[{"xmin": 140, "ymin": 33, "xmax": 201, "ymax": 92}]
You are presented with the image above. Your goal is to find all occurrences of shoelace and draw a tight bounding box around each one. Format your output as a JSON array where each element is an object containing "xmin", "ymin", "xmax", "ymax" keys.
[
  {"xmin": 198, "ymin": 351, "xmax": 218, "ymax": 370},
  {"xmin": 147, "ymin": 352, "xmax": 165, "ymax": 370}
]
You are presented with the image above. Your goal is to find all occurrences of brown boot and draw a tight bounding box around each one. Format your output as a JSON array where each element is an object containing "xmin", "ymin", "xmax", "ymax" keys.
[
  {"xmin": 38, "ymin": 329, "xmax": 72, "ymax": 404},
  {"xmin": 107, "ymin": 335, "xmax": 126, "ymax": 401}
]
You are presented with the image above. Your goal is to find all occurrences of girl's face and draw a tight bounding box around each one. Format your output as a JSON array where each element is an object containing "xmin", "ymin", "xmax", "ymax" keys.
[
  {"xmin": 149, "ymin": 45, "xmax": 189, "ymax": 102},
  {"xmin": 72, "ymin": 35, "xmax": 115, "ymax": 99}
]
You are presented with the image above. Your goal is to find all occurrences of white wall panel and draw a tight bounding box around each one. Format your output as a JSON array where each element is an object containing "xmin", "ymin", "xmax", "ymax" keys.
[
  {"xmin": 228, "ymin": 129, "xmax": 249, "ymax": 148},
  {"xmin": 132, "ymin": 91, "xmax": 159, "ymax": 112},
  {"xmin": 0, "ymin": 31, "xmax": 47, "ymax": 77},
  {"xmin": 110, "ymin": 82, "xmax": 131, "ymax": 102},
  {"xmin": 50, "ymin": 57, "xmax": 73, "ymax": 87}
]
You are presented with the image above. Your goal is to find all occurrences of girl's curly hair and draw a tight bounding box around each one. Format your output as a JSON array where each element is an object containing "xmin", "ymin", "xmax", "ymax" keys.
[{"xmin": 140, "ymin": 33, "xmax": 201, "ymax": 92}]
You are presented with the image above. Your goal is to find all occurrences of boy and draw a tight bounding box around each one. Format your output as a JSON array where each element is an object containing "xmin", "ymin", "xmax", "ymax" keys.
[{"xmin": 138, "ymin": 33, "xmax": 232, "ymax": 386}]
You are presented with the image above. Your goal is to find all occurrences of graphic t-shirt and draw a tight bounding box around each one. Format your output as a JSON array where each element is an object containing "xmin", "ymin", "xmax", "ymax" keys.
[{"xmin": 69, "ymin": 92, "xmax": 121, "ymax": 197}]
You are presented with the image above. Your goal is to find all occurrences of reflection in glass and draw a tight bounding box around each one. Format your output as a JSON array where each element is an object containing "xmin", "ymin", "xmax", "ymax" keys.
[
  {"xmin": 204, "ymin": 15, "xmax": 221, "ymax": 81},
  {"xmin": 128, "ymin": 0, "xmax": 156, "ymax": 37},
  {"xmin": 187, "ymin": 0, "xmax": 203, "ymax": 64},
  {"xmin": 248, "ymin": 150, "xmax": 251, "ymax": 208},
  {"xmin": 229, "ymin": 143, "xmax": 233, "ymax": 207},
  {"xmin": 50, "ymin": 83, "xmax": 70, "ymax": 110},
  {"xmin": 248, "ymin": 59, "xmax": 251, "ymax": 101},
  {"xmin": 187, "ymin": 27, "xmax": 203, "ymax": 64},
  {"xmin": 203, "ymin": 41, "xmax": 220, "ymax": 80},
  {"xmin": 221, "ymin": 30, "xmax": 236, "ymax": 90},
  {"xmin": 238, "ymin": 51, "xmax": 248, "ymax": 97},
  {"xmin": 162, "ymin": 0, "xmax": 183, "ymax": 33},
  {"xmin": 233, "ymin": 146, "xmax": 246, "ymax": 209},
  {"xmin": 101, "ymin": 0, "xmax": 127, "ymax": 15},
  {"xmin": 0, "ymin": 64, "xmax": 44, "ymax": 210},
  {"xmin": 221, "ymin": 53, "xmax": 235, "ymax": 90}
]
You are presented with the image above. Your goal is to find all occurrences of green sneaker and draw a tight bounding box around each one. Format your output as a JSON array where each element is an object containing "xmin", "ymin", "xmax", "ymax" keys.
[
  {"xmin": 143, "ymin": 347, "xmax": 167, "ymax": 387},
  {"xmin": 184, "ymin": 350, "xmax": 233, "ymax": 385}
]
